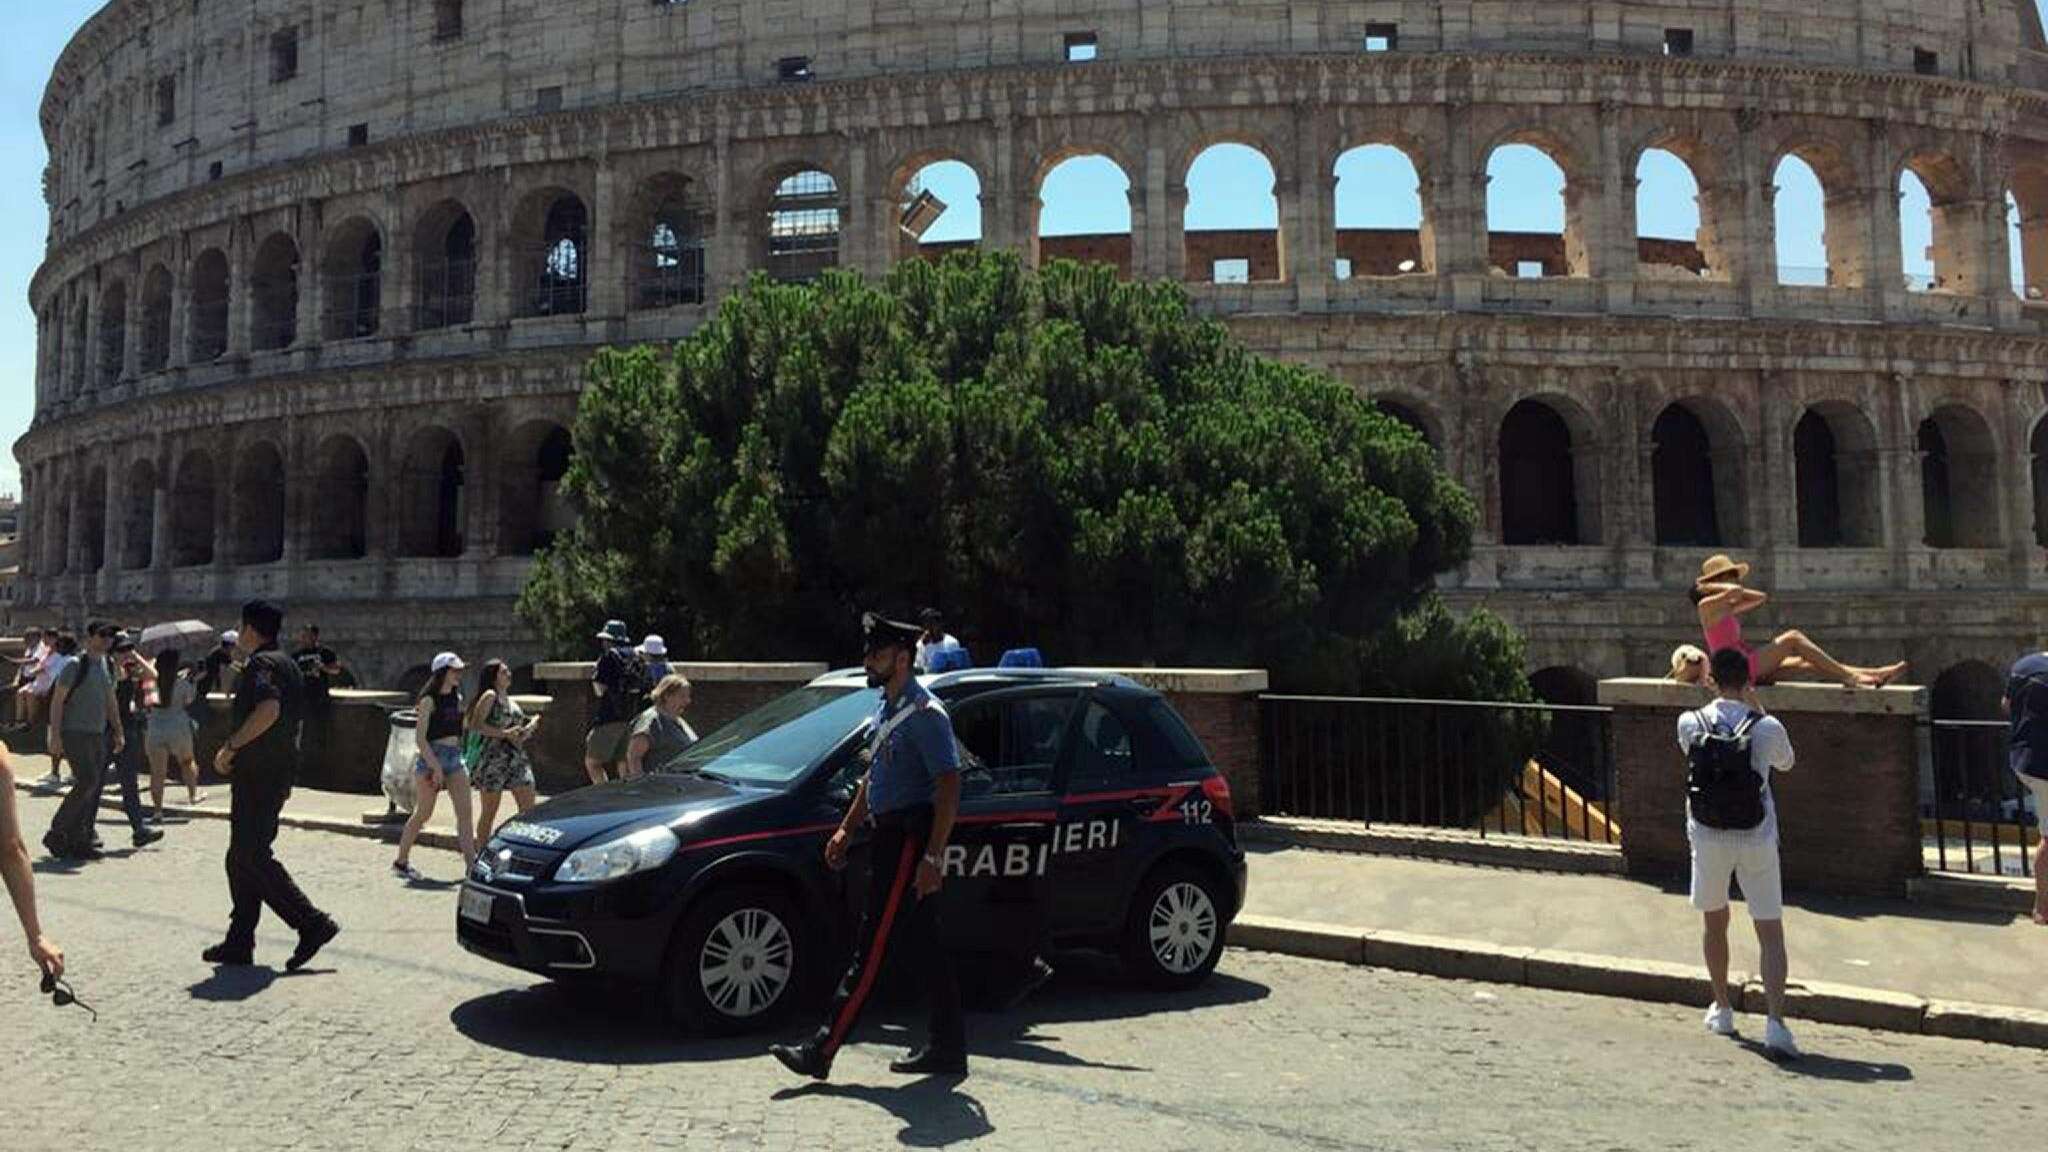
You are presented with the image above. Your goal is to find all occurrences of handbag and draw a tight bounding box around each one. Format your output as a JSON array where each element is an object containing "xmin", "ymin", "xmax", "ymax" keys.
[{"xmin": 462, "ymin": 730, "xmax": 484, "ymax": 772}]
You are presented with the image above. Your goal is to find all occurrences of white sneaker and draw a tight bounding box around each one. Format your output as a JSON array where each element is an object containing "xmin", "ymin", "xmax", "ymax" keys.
[
  {"xmin": 1703, "ymin": 1003, "xmax": 1736, "ymax": 1036},
  {"xmin": 1763, "ymin": 1017, "xmax": 1802, "ymax": 1060}
]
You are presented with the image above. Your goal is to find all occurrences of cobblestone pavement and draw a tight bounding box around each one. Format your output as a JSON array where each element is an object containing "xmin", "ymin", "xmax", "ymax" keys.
[{"xmin": 4, "ymin": 790, "xmax": 2043, "ymax": 1152}]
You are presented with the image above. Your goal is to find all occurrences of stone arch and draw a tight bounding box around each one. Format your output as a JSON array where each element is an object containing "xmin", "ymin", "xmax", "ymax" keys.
[
  {"xmin": 120, "ymin": 457, "xmax": 156, "ymax": 571},
  {"xmin": 80, "ymin": 464, "xmax": 107, "ymax": 573},
  {"xmin": 1897, "ymin": 150, "xmax": 1976, "ymax": 294},
  {"xmin": 1650, "ymin": 397, "xmax": 1746, "ymax": 547},
  {"xmin": 1333, "ymin": 141, "xmax": 1431, "ymax": 277},
  {"xmin": 96, "ymin": 278, "xmax": 128, "ymax": 387},
  {"xmin": 498, "ymin": 419, "xmax": 574, "ymax": 556},
  {"xmin": 891, "ymin": 154, "xmax": 984, "ymax": 264},
  {"xmin": 322, "ymin": 216, "xmax": 384, "ymax": 340},
  {"xmin": 140, "ymin": 264, "xmax": 172, "ymax": 372},
  {"xmin": 1368, "ymin": 392, "xmax": 1441, "ymax": 449},
  {"xmin": 1035, "ymin": 147, "xmax": 1134, "ymax": 275},
  {"xmin": 1794, "ymin": 401, "xmax": 1882, "ymax": 548},
  {"xmin": 309, "ymin": 434, "xmax": 371, "ymax": 560},
  {"xmin": 629, "ymin": 173, "xmax": 707, "ymax": 310},
  {"xmin": 250, "ymin": 232, "xmax": 300, "ymax": 350},
  {"xmin": 1484, "ymin": 131, "xmax": 1588, "ymax": 279},
  {"xmin": 189, "ymin": 247, "xmax": 230, "ymax": 361},
  {"xmin": 1918, "ymin": 403, "xmax": 2001, "ymax": 549},
  {"xmin": 415, "ymin": 199, "xmax": 478, "ymax": 329},
  {"xmin": 398, "ymin": 426, "xmax": 466, "ymax": 558},
  {"xmin": 2031, "ymin": 414, "xmax": 2048, "ymax": 548},
  {"xmin": 230, "ymin": 441, "xmax": 286, "ymax": 565},
  {"xmin": 512, "ymin": 187, "xmax": 590, "ymax": 317},
  {"xmin": 1630, "ymin": 138, "xmax": 1717, "ymax": 280},
  {"xmin": 170, "ymin": 449, "xmax": 216, "ymax": 568},
  {"xmin": 761, "ymin": 165, "xmax": 842, "ymax": 283},
  {"xmin": 1771, "ymin": 143, "xmax": 1864, "ymax": 289},
  {"xmin": 1183, "ymin": 141, "xmax": 1284, "ymax": 284},
  {"xmin": 1498, "ymin": 395, "xmax": 1600, "ymax": 545},
  {"xmin": 2010, "ymin": 162, "xmax": 2048, "ymax": 301}
]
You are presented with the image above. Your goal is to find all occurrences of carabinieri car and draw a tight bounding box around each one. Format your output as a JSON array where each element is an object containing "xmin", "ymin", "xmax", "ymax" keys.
[{"xmin": 456, "ymin": 667, "xmax": 1248, "ymax": 1034}]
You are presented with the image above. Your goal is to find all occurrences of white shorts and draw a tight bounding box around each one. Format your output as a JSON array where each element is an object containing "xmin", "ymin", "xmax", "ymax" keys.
[
  {"xmin": 1689, "ymin": 832, "xmax": 1784, "ymax": 920},
  {"xmin": 2020, "ymin": 773, "xmax": 2048, "ymax": 822}
]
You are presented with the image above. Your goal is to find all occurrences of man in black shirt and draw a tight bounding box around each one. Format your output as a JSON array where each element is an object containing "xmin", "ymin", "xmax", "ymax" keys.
[
  {"xmin": 583, "ymin": 619, "xmax": 646, "ymax": 784},
  {"xmin": 292, "ymin": 625, "xmax": 344, "ymax": 762},
  {"xmin": 202, "ymin": 600, "xmax": 338, "ymax": 971}
]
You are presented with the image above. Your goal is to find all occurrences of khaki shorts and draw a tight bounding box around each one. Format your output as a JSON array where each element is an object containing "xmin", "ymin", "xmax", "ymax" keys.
[
  {"xmin": 146, "ymin": 720, "xmax": 196, "ymax": 763},
  {"xmin": 584, "ymin": 721, "xmax": 630, "ymax": 766},
  {"xmin": 1689, "ymin": 831, "xmax": 1784, "ymax": 920}
]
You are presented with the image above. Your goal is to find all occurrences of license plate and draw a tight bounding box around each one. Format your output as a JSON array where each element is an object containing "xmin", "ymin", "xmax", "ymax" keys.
[{"xmin": 458, "ymin": 887, "xmax": 494, "ymax": 924}]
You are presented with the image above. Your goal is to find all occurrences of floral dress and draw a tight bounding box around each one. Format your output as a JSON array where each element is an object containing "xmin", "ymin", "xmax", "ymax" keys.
[{"xmin": 472, "ymin": 692, "xmax": 536, "ymax": 792}]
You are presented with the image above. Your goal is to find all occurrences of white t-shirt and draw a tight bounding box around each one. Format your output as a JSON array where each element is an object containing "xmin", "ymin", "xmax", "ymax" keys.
[
  {"xmin": 32, "ymin": 652, "xmax": 74, "ymax": 696},
  {"xmin": 915, "ymin": 634, "xmax": 961, "ymax": 671},
  {"xmin": 1676, "ymin": 698, "xmax": 1795, "ymax": 843}
]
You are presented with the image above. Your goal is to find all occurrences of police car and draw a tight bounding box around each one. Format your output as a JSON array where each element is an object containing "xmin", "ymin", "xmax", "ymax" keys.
[{"xmin": 455, "ymin": 667, "xmax": 1247, "ymax": 1034}]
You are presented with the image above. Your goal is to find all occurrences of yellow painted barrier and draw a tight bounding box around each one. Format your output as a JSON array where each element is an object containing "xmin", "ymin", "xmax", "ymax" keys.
[{"xmin": 1485, "ymin": 762, "xmax": 1621, "ymax": 842}]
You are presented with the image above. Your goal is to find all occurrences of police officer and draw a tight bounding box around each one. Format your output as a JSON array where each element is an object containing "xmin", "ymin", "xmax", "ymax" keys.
[
  {"xmin": 200, "ymin": 600, "xmax": 339, "ymax": 971},
  {"xmin": 770, "ymin": 612, "xmax": 966, "ymax": 1080}
]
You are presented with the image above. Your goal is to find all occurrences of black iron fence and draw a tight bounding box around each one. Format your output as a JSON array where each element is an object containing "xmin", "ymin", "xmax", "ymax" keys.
[
  {"xmin": 1259, "ymin": 695, "xmax": 1619, "ymax": 843},
  {"xmin": 1926, "ymin": 719, "xmax": 2039, "ymax": 878}
]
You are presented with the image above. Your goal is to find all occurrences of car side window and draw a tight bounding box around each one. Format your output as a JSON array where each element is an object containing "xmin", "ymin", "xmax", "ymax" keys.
[
  {"xmin": 952, "ymin": 695, "xmax": 1068, "ymax": 798},
  {"xmin": 1066, "ymin": 701, "xmax": 1135, "ymax": 793}
]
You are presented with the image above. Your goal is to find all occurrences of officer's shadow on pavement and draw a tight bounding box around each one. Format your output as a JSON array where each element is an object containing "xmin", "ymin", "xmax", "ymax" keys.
[
  {"xmin": 771, "ymin": 1078, "xmax": 993, "ymax": 1148},
  {"xmin": 187, "ymin": 964, "xmax": 337, "ymax": 1002}
]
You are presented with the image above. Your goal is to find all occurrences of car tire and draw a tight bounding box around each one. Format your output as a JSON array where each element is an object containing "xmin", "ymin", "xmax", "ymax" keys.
[
  {"xmin": 1120, "ymin": 861, "xmax": 1227, "ymax": 991},
  {"xmin": 663, "ymin": 884, "xmax": 809, "ymax": 1035}
]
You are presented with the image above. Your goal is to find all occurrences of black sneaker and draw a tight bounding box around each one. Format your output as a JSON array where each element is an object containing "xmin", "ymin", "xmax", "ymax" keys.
[
  {"xmin": 286, "ymin": 918, "xmax": 340, "ymax": 972},
  {"xmin": 769, "ymin": 1041, "xmax": 832, "ymax": 1081},
  {"xmin": 889, "ymin": 1046, "xmax": 968, "ymax": 1076},
  {"xmin": 201, "ymin": 941, "xmax": 255, "ymax": 966},
  {"xmin": 133, "ymin": 827, "xmax": 164, "ymax": 848}
]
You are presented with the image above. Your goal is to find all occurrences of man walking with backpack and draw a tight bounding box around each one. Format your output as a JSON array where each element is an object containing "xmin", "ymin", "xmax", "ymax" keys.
[
  {"xmin": 584, "ymin": 620, "xmax": 649, "ymax": 784},
  {"xmin": 1680, "ymin": 646, "xmax": 1799, "ymax": 1060}
]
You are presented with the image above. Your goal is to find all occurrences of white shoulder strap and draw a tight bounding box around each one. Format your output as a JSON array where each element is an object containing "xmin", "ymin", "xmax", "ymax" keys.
[{"xmin": 870, "ymin": 692, "xmax": 944, "ymax": 753}]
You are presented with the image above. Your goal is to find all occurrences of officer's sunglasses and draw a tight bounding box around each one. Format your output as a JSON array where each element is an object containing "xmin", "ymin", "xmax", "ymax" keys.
[{"xmin": 40, "ymin": 972, "xmax": 97, "ymax": 1022}]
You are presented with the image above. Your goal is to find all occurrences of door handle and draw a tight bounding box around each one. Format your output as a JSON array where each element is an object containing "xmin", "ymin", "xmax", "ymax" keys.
[
  {"xmin": 1127, "ymin": 796, "xmax": 1162, "ymax": 812},
  {"xmin": 992, "ymin": 821, "xmax": 1051, "ymax": 833}
]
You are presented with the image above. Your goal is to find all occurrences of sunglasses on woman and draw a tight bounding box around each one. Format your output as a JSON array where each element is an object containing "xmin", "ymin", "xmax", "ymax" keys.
[{"xmin": 40, "ymin": 972, "xmax": 97, "ymax": 1022}]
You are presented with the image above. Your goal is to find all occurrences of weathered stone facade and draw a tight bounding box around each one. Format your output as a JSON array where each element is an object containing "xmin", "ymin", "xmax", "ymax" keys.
[{"xmin": 18, "ymin": 0, "xmax": 2048, "ymax": 699}]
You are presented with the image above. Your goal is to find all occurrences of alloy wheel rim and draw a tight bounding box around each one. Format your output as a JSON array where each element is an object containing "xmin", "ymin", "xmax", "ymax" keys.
[
  {"xmin": 1148, "ymin": 881, "xmax": 1218, "ymax": 974},
  {"xmin": 698, "ymin": 907, "xmax": 794, "ymax": 1018}
]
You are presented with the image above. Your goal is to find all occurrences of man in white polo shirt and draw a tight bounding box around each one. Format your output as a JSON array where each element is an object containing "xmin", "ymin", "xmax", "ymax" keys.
[{"xmin": 1678, "ymin": 646, "xmax": 1799, "ymax": 1060}]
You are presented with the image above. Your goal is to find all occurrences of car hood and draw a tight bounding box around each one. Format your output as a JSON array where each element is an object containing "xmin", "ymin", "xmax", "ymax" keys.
[{"xmin": 494, "ymin": 773, "xmax": 770, "ymax": 851}]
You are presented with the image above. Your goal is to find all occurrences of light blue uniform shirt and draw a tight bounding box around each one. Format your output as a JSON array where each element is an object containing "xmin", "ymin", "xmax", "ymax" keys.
[{"xmin": 866, "ymin": 679, "xmax": 961, "ymax": 816}]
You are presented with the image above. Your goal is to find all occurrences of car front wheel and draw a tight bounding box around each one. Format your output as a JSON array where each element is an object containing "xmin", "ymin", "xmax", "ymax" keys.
[
  {"xmin": 1121, "ymin": 862, "xmax": 1226, "ymax": 990},
  {"xmin": 663, "ymin": 885, "xmax": 807, "ymax": 1034}
]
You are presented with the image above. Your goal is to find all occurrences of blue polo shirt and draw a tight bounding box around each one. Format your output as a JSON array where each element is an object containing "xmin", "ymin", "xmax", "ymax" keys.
[
  {"xmin": 2007, "ymin": 652, "xmax": 2048, "ymax": 781},
  {"xmin": 866, "ymin": 680, "xmax": 960, "ymax": 816}
]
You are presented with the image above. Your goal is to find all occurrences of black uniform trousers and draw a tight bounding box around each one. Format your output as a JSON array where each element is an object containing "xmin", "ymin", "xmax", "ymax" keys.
[
  {"xmin": 223, "ymin": 768, "xmax": 325, "ymax": 949},
  {"xmin": 811, "ymin": 805, "xmax": 964, "ymax": 1062}
]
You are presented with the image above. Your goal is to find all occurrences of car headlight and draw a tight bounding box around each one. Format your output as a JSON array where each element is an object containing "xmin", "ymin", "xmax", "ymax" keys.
[{"xmin": 555, "ymin": 826, "xmax": 680, "ymax": 884}]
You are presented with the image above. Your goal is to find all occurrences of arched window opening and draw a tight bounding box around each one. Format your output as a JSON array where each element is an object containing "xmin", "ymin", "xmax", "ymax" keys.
[
  {"xmin": 140, "ymin": 265, "xmax": 172, "ymax": 372},
  {"xmin": 896, "ymin": 159, "xmax": 983, "ymax": 264},
  {"xmin": 170, "ymin": 452, "xmax": 216, "ymax": 568},
  {"xmin": 499, "ymin": 422, "xmax": 574, "ymax": 556},
  {"xmin": 68, "ymin": 301, "xmax": 88, "ymax": 395},
  {"xmin": 400, "ymin": 428, "xmax": 465, "ymax": 558},
  {"xmin": 189, "ymin": 248, "xmax": 230, "ymax": 362},
  {"xmin": 1529, "ymin": 667, "xmax": 1606, "ymax": 802},
  {"xmin": 310, "ymin": 437, "xmax": 371, "ymax": 560},
  {"xmin": 1919, "ymin": 407, "xmax": 2000, "ymax": 549},
  {"xmin": 230, "ymin": 444, "xmax": 286, "ymax": 565},
  {"xmin": 1037, "ymin": 154, "xmax": 1133, "ymax": 276},
  {"xmin": 2032, "ymin": 417, "xmax": 2048, "ymax": 549},
  {"xmin": 1900, "ymin": 156, "xmax": 1975, "ymax": 296},
  {"xmin": 121, "ymin": 459, "xmax": 155, "ymax": 570},
  {"xmin": 416, "ymin": 203, "xmax": 477, "ymax": 330},
  {"xmin": 323, "ymin": 220, "xmax": 383, "ymax": 340},
  {"xmin": 1651, "ymin": 404, "xmax": 1723, "ymax": 546},
  {"xmin": 1772, "ymin": 154, "xmax": 1831, "ymax": 287},
  {"xmin": 2010, "ymin": 191, "xmax": 2033, "ymax": 301},
  {"xmin": 97, "ymin": 280, "xmax": 128, "ymax": 387},
  {"xmin": 1333, "ymin": 145, "xmax": 1427, "ymax": 278},
  {"xmin": 1635, "ymin": 149, "xmax": 1710, "ymax": 279},
  {"xmin": 635, "ymin": 182, "xmax": 705, "ymax": 310},
  {"xmin": 1486, "ymin": 143, "xmax": 1579, "ymax": 279},
  {"xmin": 1499, "ymin": 399, "xmax": 1582, "ymax": 545},
  {"xmin": 1899, "ymin": 169, "xmax": 1937, "ymax": 293},
  {"xmin": 1184, "ymin": 143, "xmax": 1283, "ymax": 284},
  {"xmin": 523, "ymin": 194, "xmax": 589, "ymax": 317},
  {"xmin": 1794, "ymin": 405, "xmax": 1881, "ymax": 548},
  {"xmin": 251, "ymin": 233, "xmax": 300, "ymax": 351},
  {"xmin": 80, "ymin": 467, "xmax": 106, "ymax": 573},
  {"xmin": 766, "ymin": 170, "xmax": 840, "ymax": 284},
  {"xmin": 1374, "ymin": 399, "xmax": 1435, "ymax": 449}
]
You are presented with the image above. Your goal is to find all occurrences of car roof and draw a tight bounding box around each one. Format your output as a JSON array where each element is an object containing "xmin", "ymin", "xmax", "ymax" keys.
[{"xmin": 807, "ymin": 666, "xmax": 1149, "ymax": 694}]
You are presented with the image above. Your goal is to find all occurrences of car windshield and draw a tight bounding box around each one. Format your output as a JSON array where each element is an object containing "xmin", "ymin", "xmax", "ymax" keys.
[{"xmin": 665, "ymin": 685, "xmax": 873, "ymax": 786}]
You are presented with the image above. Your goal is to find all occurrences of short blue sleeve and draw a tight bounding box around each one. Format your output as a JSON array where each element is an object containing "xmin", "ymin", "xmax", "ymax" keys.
[{"xmin": 907, "ymin": 709, "xmax": 960, "ymax": 781}]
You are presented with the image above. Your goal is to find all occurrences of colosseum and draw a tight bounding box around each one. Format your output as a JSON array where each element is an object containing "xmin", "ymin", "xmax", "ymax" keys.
[{"xmin": 18, "ymin": 0, "xmax": 2048, "ymax": 713}]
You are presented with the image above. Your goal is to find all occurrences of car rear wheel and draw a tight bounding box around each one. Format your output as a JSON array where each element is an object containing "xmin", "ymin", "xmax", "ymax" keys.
[
  {"xmin": 663, "ymin": 885, "xmax": 807, "ymax": 1035},
  {"xmin": 1120, "ymin": 862, "xmax": 1226, "ymax": 990}
]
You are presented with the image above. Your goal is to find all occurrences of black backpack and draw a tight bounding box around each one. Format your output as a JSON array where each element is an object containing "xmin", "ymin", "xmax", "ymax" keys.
[{"xmin": 1686, "ymin": 707, "xmax": 1767, "ymax": 830}]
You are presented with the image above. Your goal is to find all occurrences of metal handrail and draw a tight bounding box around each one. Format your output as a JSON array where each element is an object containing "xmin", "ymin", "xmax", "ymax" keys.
[{"xmin": 1259, "ymin": 693, "xmax": 1613, "ymax": 716}]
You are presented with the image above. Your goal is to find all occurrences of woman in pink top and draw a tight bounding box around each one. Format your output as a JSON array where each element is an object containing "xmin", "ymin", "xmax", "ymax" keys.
[{"xmin": 1690, "ymin": 554, "xmax": 1907, "ymax": 688}]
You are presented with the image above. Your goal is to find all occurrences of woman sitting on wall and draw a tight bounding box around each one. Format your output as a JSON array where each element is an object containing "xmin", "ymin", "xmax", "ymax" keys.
[{"xmin": 1691, "ymin": 554, "xmax": 1908, "ymax": 689}]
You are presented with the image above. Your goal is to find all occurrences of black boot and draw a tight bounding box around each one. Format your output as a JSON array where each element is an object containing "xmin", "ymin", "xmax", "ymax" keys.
[
  {"xmin": 889, "ymin": 1045, "xmax": 968, "ymax": 1076},
  {"xmin": 769, "ymin": 1041, "xmax": 832, "ymax": 1081},
  {"xmin": 287, "ymin": 917, "xmax": 340, "ymax": 972},
  {"xmin": 201, "ymin": 940, "xmax": 255, "ymax": 966}
]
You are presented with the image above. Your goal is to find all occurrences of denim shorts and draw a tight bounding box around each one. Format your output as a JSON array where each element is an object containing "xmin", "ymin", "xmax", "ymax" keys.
[{"xmin": 415, "ymin": 742, "xmax": 467, "ymax": 777}]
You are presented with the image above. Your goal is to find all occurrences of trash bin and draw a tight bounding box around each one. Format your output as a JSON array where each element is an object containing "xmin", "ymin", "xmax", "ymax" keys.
[{"xmin": 381, "ymin": 709, "xmax": 419, "ymax": 815}]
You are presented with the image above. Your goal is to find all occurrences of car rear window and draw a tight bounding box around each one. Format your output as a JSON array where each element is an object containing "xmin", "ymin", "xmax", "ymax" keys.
[
  {"xmin": 667, "ymin": 685, "xmax": 871, "ymax": 786},
  {"xmin": 1135, "ymin": 696, "xmax": 1211, "ymax": 775}
]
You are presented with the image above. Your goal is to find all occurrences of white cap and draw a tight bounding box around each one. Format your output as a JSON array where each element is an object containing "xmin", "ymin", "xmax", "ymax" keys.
[
  {"xmin": 430, "ymin": 651, "xmax": 465, "ymax": 673},
  {"xmin": 222, "ymin": 630, "xmax": 239, "ymax": 646},
  {"xmin": 640, "ymin": 634, "xmax": 668, "ymax": 657}
]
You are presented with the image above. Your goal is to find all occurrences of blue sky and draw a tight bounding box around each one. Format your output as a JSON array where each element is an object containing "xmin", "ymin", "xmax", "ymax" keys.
[{"xmin": 2, "ymin": 4, "xmax": 2035, "ymax": 498}]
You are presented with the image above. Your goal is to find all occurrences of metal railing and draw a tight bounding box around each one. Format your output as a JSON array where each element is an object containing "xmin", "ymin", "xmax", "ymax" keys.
[
  {"xmin": 1926, "ymin": 719, "xmax": 2039, "ymax": 878},
  {"xmin": 416, "ymin": 259, "xmax": 476, "ymax": 330},
  {"xmin": 1260, "ymin": 695, "xmax": 1619, "ymax": 843}
]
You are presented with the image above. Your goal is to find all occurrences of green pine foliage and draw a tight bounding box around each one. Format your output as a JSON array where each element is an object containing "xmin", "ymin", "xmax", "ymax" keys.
[{"xmin": 518, "ymin": 252, "xmax": 1527, "ymax": 699}]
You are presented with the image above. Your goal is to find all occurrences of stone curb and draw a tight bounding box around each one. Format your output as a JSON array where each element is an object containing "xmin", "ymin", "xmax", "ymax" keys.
[
  {"xmin": 14, "ymin": 780, "xmax": 465, "ymax": 854},
  {"xmin": 1239, "ymin": 818, "xmax": 1626, "ymax": 875},
  {"xmin": 1226, "ymin": 912, "xmax": 2048, "ymax": 1051}
]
